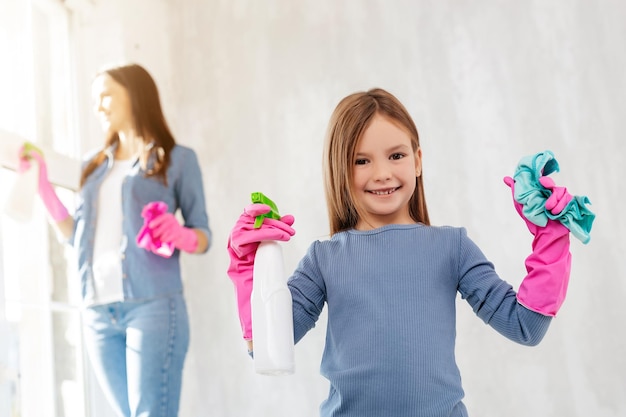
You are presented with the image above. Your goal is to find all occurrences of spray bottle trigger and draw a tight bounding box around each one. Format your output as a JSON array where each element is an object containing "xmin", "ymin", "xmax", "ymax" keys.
[{"xmin": 251, "ymin": 192, "xmax": 281, "ymax": 229}]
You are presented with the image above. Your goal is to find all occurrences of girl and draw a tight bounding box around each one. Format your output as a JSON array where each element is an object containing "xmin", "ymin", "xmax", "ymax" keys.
[
  {"xmin": 227, "ymin": 88, "xmax": 574, "ymax": 417},
  {"xmin": 20, "ymin": 63, "xmax": 211, "ymax": 417}
]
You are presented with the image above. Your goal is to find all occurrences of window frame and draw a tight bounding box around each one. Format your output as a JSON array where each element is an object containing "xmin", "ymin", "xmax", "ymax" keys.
[{"xmin": 0, "ymin": 1, "xmax": 88, "ymax": 416}]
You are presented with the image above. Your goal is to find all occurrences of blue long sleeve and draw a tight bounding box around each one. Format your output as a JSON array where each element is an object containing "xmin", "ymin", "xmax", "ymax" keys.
[{"xmin": 288, "ymin": 224, "xmax": 551, "ymax": 417}]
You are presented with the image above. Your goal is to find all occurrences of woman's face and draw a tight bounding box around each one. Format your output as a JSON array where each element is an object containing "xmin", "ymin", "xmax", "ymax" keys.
[{"xmin": 91, "ymin": 74, "xmax": 134, "ymax": 135}]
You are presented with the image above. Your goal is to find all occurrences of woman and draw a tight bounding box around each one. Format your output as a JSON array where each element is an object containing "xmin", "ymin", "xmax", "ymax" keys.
[{"xmin": 20, "ymin": 63, "xmax": 211, "ymax": 416}]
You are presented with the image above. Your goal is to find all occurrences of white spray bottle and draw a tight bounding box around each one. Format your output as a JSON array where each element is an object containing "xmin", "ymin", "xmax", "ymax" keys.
[{"xmin": 250, "ymin": 192, "xmax": 295, "ymax": 375}]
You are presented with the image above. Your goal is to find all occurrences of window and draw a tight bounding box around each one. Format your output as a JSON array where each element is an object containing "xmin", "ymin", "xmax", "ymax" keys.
[{"xmin": 1, "ymin": 1, "xmax": 85, "ymax": 417}]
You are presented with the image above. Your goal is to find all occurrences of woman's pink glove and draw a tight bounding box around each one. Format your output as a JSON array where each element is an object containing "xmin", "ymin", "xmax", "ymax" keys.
[
  {"xmin": 18, "ymin": 145, "xmax": 69, "ymax": 222},
  {"xmin": 136, "ymin": 201, "xmax": 176, "ymax": 257},
  {"xmin": 149, "ymin": 212, "xmax": 198, "ymax": 254},
  {"xmin": 504, "ymin": 176, "xmax": 572, "ymax": 316},
  {"xmin": 227, "ymin": 203, "xmax": 295, "ymax": 340}
]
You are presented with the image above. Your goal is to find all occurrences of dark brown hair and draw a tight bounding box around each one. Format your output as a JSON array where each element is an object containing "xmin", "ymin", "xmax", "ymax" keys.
[
  {"xmin": 80, "ymin": 63, "xmax": 176, "ymax": 188},
  {"xmin": 323, "ymin": 88, "xmax": 430, "ymax": 235}
]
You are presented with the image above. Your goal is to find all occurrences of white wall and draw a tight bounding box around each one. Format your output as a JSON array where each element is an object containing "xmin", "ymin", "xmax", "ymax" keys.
[{"xmin": 69, "ymin": 1, "xmax": 625, "ymax": 416}]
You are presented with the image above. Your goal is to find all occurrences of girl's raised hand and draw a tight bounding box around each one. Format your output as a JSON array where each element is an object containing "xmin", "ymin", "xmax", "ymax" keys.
[{"xmin": 226, "ymin": 203, "xmax": 295, "ymax": 340}]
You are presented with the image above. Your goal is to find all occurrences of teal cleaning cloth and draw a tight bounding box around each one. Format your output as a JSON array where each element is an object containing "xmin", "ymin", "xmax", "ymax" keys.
[{"xmin": 513, "ymin": 150, "xmax": 595, "ymax": 244}]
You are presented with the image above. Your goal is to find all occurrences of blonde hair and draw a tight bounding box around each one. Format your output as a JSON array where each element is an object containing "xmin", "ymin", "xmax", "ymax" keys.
[{"xmin": 323, "ymin": 88, "xmax": 430, "ymax": 235}]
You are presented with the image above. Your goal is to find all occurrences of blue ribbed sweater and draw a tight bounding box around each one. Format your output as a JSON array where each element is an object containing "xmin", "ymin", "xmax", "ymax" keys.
[{"xmin": 288, "ymin": 224, "xmax": 552, "ymax": 417}]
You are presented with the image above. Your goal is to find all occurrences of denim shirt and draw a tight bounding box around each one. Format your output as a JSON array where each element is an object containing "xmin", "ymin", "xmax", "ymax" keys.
[{"xmin": 70, "ymin": 144, "xmax": 211, "ymax": 305}]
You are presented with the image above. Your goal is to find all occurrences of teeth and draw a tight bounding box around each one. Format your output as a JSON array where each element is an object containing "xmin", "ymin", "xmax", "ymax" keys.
[{"xmin": 372, "ymin": 189, "xmax": 394, "ymax": 195}]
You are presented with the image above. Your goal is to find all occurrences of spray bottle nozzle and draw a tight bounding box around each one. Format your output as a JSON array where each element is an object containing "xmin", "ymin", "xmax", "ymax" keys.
[
  {"xmin": 21, "ymin": 141, "xmax": 44, "ymax": 159},
  {"xmin": 251, "ymin": 192, "xmax": 281, "ymax": 228}
]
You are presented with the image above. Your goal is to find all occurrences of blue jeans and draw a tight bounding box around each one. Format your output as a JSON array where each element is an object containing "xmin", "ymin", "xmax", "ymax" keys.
[{"xmin": 82, "ymin": 293, "xmax": 190, "ymax": 417}]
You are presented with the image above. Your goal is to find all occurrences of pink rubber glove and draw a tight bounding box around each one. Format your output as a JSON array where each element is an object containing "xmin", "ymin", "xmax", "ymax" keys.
[
  {"xmin": 504, "ymin": 176, "xmax": 572, "ymax": 316},
  {"xmin": 136, "ymin": 201, "xmax": 175, "ymax": 257},
  {"xmin": 539, "ymin": 176, "xmax": 573, "ymax": 215},
  {"xmin": 227, "ymin": 203, "xmax": 295, "ymax": 340},
  {"xmin": 148, "ymin": 212, "xmax": 198, "ymax": 253},
  {"xmin": 18, "ymin": 145, "xmax": 69, "ymax": 222}
]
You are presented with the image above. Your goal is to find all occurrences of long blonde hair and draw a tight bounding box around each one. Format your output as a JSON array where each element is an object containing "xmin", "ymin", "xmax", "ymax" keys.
[{"xmin": 323, "ymin": 88, "xmax": 430, "ymax": 235}]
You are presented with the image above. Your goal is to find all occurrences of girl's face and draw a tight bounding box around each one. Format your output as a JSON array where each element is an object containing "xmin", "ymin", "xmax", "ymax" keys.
[
  {"xmin": 352, "ymin": 114, "xmax": 422, "ymax": 230},
  {"xmin": 91, "ymin": 74, "xmax": 133, "ymax": 135}
]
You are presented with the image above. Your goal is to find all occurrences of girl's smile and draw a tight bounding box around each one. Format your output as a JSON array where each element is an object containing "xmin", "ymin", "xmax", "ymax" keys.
[{"xmin": 368, "ymin": 187, "xmax": 401, "ymax": 195}]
